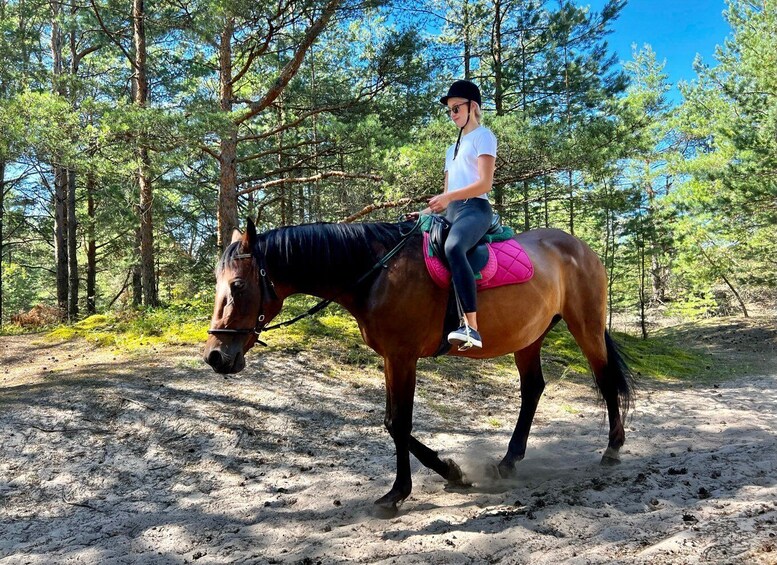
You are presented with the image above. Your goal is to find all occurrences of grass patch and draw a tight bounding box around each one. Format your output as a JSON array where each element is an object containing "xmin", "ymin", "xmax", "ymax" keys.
[
  {"xmin": 542, "ymin": 322, "xmax": 718, "ymax": 384},
  {"xmin": 486, "ymin": 417, "xmax": 502, "ymax": 428},
  {"xmin": 42, "ymin": 301, "xmax": 212, "ymax": 352},
  {"xmin": 560, "ymin": 403, "xmax": 582, "ymax": 415},
  {"xmin": 613, "ymin": 331, "xmax": 714, "ymax": 382}
]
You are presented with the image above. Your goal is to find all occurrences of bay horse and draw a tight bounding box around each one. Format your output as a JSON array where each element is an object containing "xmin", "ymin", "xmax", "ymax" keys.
[{"xmin": 203, "ymin": 218, "xmax": 634, "ymax": 510}]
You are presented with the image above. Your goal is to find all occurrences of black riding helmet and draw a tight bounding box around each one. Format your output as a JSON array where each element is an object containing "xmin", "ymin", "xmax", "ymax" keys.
[
  {"xmin": 440, "ymin": 79, "xmax": 482, "ymax": 107},
  {"xmin": 440, "ymin": 80, "xmax": 482, "ymax": 160}
]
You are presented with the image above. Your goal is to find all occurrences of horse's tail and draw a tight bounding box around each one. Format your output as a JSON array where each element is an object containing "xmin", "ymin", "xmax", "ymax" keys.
[{"xmin": 604, "ymin": 331, "xmax": 636, "ymax": 419}]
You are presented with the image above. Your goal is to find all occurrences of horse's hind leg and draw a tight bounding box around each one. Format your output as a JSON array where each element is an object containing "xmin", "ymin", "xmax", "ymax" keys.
[
  {"xmin": 408, "ymin": 436, "xmax": 469, "ymax": 486},
  {"xmin": 566, "ymin": 321, "xmax": 633, "ymax": 465},
  {"xmin": 498, "ymin": 338, "xmax": 546, "ymax": 478}
]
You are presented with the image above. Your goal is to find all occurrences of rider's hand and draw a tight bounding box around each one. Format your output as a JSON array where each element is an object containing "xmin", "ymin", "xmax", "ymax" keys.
[{"xmin": 428, "ymin": 193, "xmax": 451, "ymax": 214}]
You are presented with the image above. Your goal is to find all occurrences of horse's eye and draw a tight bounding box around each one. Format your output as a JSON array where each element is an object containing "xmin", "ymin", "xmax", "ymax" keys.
[{"xmin": 231, "ymin": 279, "xmax": 246, "ymax": 293}]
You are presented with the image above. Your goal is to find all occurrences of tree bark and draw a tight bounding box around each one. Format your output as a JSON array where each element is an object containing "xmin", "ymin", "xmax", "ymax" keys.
[
  {"xmin": 86, "ymin": 173, "xmax": 96, "ymax": 314},
  {"xmin": 492, "ymin": 0, "xmax": 503, "ymax": 115},
  {"xmin": 0, "ymin": 160, "xmax": 5, "ymax": 325},
  {"xmin": 51, "ymin": 0, "xmax": 68, "ymax": 320},
  {"xmin": 54, "ymin": 167, "xmax": 69, "ymax": 319},
  {"xmin": 133, "ymin": 229, "xmax": 142, "ymax": 306},
  {"xmin": 462, "ymin": 0, "xmax": 471, "ymax": 79},
  {"xmin": 567, "ymin": 170, "xmax": 574, "ymax": 236},
  {"xmin": 217, "ymin": 17, "xmax": 238, "ymax": 249},
  {"xmin": 67, "ymin": 169, "xmax": 78, "ymax": 320},
  {"xmin": 490, "ymin": 0, "xmax": 504, "ymax": 214},
  {"xmin": 132, "ymin": 0, "xmax": 156, "ymax": 306}
]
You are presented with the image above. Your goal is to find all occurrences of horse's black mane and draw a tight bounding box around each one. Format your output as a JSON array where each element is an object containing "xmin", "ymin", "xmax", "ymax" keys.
[
  {"xmin": 219, "ymin": 221, "xmax": 415, "ymax": 286},
  {"xmin": 262, "ymin": 221, "xmax": 413, "ymax": 285}
]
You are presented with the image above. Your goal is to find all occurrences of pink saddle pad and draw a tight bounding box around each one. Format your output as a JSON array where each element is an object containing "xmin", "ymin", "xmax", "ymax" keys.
[{"xmin": 423, "ymin": 232, "xmax": 534, "ymax": 290}]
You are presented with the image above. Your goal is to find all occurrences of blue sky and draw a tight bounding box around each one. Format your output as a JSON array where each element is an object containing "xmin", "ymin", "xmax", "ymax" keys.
[{"xmin": 584, "ymin": 0, "xmax": 732, "ymax": 98}]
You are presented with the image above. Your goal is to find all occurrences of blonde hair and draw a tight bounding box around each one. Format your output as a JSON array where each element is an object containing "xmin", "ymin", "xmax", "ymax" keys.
[{"xmin": 472, "ymin": 101, "xmax": 482, "ymax": 121}]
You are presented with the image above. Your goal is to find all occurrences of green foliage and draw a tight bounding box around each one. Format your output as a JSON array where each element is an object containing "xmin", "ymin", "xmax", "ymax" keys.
[
  {"xmin": 672, "ymin": 0, "xmax": 777, "ymax": 297},
  {"xmin": 1, "ymin": 0, "xmax": 774, "ymax": 332}
]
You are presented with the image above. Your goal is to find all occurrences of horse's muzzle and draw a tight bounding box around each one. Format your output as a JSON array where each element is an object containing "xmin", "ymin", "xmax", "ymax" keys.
[{"xmin": 203, "ymin": 346, "xmax": 245, "ymax": 374}]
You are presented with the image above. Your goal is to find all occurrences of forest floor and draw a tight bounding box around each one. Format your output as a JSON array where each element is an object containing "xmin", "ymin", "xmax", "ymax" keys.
[{"xmin": 1, "ymin": 316, "xmax": 776, "ymax": 564}]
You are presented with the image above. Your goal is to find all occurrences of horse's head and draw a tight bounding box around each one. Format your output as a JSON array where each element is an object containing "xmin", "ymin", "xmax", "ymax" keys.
[{"xmin": 203, "ymin": 219, "xmax": 283, "ymax": 374}]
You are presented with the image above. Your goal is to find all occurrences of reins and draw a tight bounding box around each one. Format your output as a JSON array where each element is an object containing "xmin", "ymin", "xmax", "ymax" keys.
[{"xmin": 207, "ymin": 217, "xmax": 423, "ymax": 344}]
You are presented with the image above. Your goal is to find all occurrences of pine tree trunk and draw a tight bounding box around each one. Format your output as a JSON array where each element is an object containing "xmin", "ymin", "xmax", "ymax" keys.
[
  {"xmin": 133, "ymin": 229, "xmax": 142, "ymax": 306},
  {"xmin": 492, "ymin": 0, "xmax": 503, "ymax": 115},
  {"xmin": 133, "ymin": 0, "xmax": 156, "ymax": 306},
  {"xmin": 638, "ymin": 222, "xmax": 648, "ymax": 340},
  {"xmin": 463, "ymin": 0, "xmax": 471, "ymax": 78},
  {"xmin": 604, "ymin": 183, "xmax": 615, "ymax": 331},
  {"xmin": 523, "ymin": 180, "xmax": 530, "ymax": 231},
  {"xmin": 67, "ymin": 169, "xmax": 78, "ymax": 320},
  {"xmin": 217, "ymin": 17, "xmax": 238, "ymax": 249},
  {"xmin": 86, "ymin": 174, "xmax": 96, "ymax": 314},
  {"xmin": 138, "ymin": 147, "xmax": 156, "ymax": 306},
  {"xmin": 54, "ymin": 167, "xmax": 69, "ymax": 319},
  {"xmin": 0, "ymin": 160, "xmax": 5, "ymax": 326},
  {"xmin": 51, "ymin": 0, "xmax": 68, "ymax": 320},
  {"xmin": 490, "ymin": 0, "xmax": 504, "ymax": 215},
  {"xmin": 567, "ymin": 170, "xmax": 574, "ymax": 236}
]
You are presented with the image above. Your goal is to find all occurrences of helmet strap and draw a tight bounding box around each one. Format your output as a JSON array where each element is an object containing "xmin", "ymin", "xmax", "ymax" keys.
[{"xmin": 452, "ymin": 101, "xmax": 472, "ymax": 160}]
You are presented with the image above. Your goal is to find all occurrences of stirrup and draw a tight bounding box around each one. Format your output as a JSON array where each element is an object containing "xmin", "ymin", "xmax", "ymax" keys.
[{"xmin": 448, "ymin": 323, "xmax": 483, "ymax": 350}]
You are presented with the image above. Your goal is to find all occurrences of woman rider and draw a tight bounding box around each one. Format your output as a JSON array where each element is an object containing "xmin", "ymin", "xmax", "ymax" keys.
[{"xmin": 422, "ymin": 79, "xmax": 497, "ymax": 350}]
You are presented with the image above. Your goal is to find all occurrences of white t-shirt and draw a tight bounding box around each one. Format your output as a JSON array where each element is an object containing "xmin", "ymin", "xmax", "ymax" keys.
[{"xmin": 444, "ymin": 125, "xmax": 497, "ymax": 200}]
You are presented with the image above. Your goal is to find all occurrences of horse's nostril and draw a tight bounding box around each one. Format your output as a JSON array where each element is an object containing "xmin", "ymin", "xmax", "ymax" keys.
[{"xmin": 207, "ymin": 349, "xmax": 224, "ymax": 368}]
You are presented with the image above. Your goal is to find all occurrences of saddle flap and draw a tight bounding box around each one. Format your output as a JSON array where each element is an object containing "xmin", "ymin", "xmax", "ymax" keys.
[{"xmin": 428, "ymin": 215, "xmax": 450, "ymax": 261}]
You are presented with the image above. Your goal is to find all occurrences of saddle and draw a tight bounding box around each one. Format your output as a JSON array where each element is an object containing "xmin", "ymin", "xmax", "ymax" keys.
[{"xmin": 422, "ymin": 214, "xmax": 533, "ymax": 291}]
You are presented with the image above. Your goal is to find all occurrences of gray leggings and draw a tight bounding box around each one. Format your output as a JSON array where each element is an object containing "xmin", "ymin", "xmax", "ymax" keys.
[{"xmin": 444, "ymin": 198, "xmax": 493, "ymax": 313}]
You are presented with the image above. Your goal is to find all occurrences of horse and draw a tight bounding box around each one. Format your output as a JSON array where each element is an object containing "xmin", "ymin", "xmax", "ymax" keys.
[{"xmin": 203, "ymin": 218, "xmax": 634, "ymax": 511}]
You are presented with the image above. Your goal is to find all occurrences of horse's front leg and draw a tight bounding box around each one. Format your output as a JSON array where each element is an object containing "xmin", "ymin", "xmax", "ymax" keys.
[{"xmin": 375, "ymin": 355, "xmax": 417, "ymax": 511}]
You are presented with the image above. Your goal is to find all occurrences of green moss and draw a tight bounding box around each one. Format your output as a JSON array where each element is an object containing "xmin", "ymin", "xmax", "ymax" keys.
[{"xmin": 37, "ymin": 301, "xmax": 211, "ymax": 352}]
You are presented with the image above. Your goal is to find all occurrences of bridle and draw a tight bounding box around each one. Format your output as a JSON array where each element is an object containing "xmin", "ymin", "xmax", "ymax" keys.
[
  {"xmin": 206, "ymin": 251, "xmax": 278, "ymax": 346},
  {"xmin": 206, "ymin": 217, "xmax": 423, "ymax": 345}
]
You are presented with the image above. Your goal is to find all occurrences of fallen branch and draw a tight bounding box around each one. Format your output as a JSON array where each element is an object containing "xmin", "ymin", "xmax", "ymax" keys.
[
  {"xmin": 31, "ymin": 424, "xmax": 109, "ymax": 434},
  {"xmin": 120, "ymin": 396, "xmax": 154, "ymax": 411},
  {"xmin": 62, "ymin": 488, "xmax": 102, "ymax": 512}
]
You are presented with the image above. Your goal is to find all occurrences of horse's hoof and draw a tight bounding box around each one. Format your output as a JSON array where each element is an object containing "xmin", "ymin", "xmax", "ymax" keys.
[
  {"xmin": 444, "ymin": 459, "xmax": 471, "ymax": 487},
  {"xmin": 497, "ymin": 462, "xmax": 517, "ymax": 479},
  {"xmin": 600, "ymin": 447, "xmax": 621, "ymax": 466},
  {"xmin": 481, "ymin": 462, "xmax": 501, "ymax": 480},
  {"xmin": 374, "ymin": 488, "xmax": 408, "ymax": 514}
]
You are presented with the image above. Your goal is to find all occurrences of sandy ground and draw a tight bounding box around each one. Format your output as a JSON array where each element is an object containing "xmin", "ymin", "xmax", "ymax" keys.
[{"xmin": 1, "ymin": 321, "xmax": 776, "ymax": 564}]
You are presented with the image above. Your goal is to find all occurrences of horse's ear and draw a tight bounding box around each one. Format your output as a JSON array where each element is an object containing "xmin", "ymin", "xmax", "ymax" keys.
[
  {"xmin": 242, "ymin": 218, "xmax": 257, "ymax": 250},
  {"xmin": 231, "ymin": 228, "xmax": 242, "ymax": 245}
]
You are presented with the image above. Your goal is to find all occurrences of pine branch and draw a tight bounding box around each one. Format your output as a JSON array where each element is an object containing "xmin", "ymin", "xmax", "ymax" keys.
[
  {"xmin": 237, "ymin": 0, "xmax": 342, "ymax": 125},
  {"xmin": 237, "ymin": 171, "xmax": 381, "ymax": 196},
  {"xmin": 340, "ymin": 195, "xmax": 432, "ymax": 223}
]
